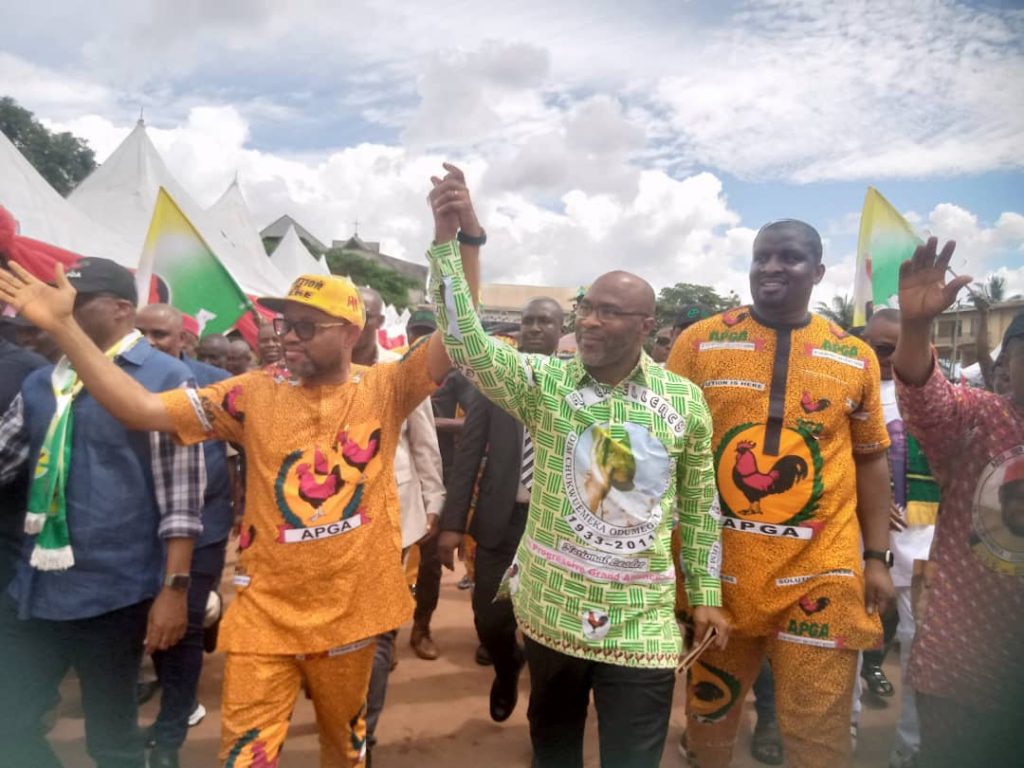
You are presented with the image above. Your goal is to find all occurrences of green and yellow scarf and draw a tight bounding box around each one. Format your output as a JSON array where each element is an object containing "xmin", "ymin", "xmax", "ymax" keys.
[{"xmin": 24, "ymin": 331, "xmax": 142, "ymax": 571}]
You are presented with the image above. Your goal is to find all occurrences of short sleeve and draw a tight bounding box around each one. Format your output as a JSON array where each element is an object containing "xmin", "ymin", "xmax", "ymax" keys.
[
  {"xmin": 666, "ymin": 325, "xmax": 699, "ymax": 380},
  {"xmin": 158, "ymin": 372, "xmax": 254, "ymax": 446},
  {"xmin": 851, "ymin": 350, "xmax": 891, "ymax": 454}
]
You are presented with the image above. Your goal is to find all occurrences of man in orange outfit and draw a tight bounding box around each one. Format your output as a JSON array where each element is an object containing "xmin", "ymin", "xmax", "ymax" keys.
[
  {"xmin": 0, "ymin": 164, "xmax": 482, "ymax": 767},
  {"xmin": 668, "ymin": 219, "xmax": 895, "ymax": 768}
]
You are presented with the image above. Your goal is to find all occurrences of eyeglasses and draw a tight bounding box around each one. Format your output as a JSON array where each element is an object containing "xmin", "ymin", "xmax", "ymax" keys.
[
  {"xmin": 871, "ymin": 342, "xmax": 896, "ymax": 357},
  {"xmin": 655, "ymin": 336, "xmax": 672, "ymax": 347},
  {"xmin": 575, "ymin": 301, "xmax": 651, "ymax": 323},
  {"xmin": 273, "ymin": 317, "xmax": 350, "ymax": 341}
]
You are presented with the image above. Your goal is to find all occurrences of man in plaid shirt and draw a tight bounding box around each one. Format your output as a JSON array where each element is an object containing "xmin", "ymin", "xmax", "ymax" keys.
[{"xmin": 0, "ymin": 257, "xmax": 203, "ymax": 768}]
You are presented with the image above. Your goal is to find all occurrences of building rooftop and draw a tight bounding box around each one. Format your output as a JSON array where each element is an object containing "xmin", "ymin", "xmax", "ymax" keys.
[{"xmin": 260, "ymin": 215, "xmax": 327, "ymax": 253}]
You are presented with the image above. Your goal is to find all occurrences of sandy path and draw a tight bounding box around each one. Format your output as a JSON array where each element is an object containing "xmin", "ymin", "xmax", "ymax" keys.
[{"xmin": 51, "ymin": 566, "xmax": 901, "ymax": 767}]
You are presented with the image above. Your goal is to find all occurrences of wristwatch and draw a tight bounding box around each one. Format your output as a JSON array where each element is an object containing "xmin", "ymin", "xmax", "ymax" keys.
[
  {"xmin": 164, "ymin": 573, "xmax": 192, "ymax": 592},
  {"xmin": 456, "ymin": 228, "xmax": 487, "ymax": 247},
  {"xmin": 863, "ymin": 549, "xmax": 894, "ymax": 568}
]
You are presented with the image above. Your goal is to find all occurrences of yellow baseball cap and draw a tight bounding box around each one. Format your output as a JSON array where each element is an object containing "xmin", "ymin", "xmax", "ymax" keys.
[{"xmin": 259, "ymin": 274, "xmax": 366, "ymax": 330}]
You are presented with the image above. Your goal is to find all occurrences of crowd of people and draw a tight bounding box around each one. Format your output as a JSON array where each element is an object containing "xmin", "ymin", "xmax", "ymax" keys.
[{"xmin": 0, "ymin": 164, "xmax": 1020, "ymax": 768}]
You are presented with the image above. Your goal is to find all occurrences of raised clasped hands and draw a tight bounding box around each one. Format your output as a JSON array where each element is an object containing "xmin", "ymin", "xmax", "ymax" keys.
[
  {"xmin": 0, "ymin": 260, "xmax": 76, "ymax": 333},
  {"xmin": 427, "ymin": 162, "xmax": 482, "ymax": 244},
  {"xmin": 897, "ymin": 237, "xmax": 972, "ymax": 323}
]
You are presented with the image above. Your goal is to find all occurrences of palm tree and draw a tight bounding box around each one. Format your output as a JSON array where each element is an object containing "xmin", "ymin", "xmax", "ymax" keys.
[
  {"xmin": 971, "ymin": 275, "xmax": 1006, "ymax": 308},
  {"xmin": 814, "ymin": 294, "xmax": 855, "ymax": 330}
]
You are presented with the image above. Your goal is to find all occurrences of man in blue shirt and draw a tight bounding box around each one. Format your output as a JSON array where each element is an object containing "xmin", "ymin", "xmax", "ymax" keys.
[
  {"xmin": 136, "ymin": 303, "xmax": 234, "ymax": 768},
  {"xmin": 0, "ymin": 259, "xmax": 204, "ymax": 768}
]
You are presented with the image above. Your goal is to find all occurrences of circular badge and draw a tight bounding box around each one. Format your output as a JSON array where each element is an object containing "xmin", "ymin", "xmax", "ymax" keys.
[
  {"xmin": 275, "ymin": 423, "xmax": 383, "ymax": 529},
  {"xmin": 715, "ymin": 423, "xmax": 822, "ymax": 525},
  {"xmin": 563, "ymin": 422, "xmax": 670, "ymax": 554},
  {"xmin": 970, "ymin": 445, "xmax": 1024, "ymax": 577}
]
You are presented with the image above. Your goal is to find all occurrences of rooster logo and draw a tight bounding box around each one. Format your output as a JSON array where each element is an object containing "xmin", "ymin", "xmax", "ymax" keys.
[
  {"xmin": 800, "ymin": 390, "xmax": 830, "ymax": 414},
  {"xmin": 338, "ymin": 428, "xmax": 381, "ymax": 473},
  {"xmin": 721, "ymin": 308, "xmax": 749, "ymax": 327},
  {"xmin": 717, "ymin": 424, "xmax": 822, "ymax": 527},
  {"xmin": 274, "ymin": 423, "xmax": 383, "ymax": 530},
  {"xmin": 296, "ymin": 448, "xmax": 344, "ymax": 522},
  {"xmin": 732, "ymin": 440, "xmax": 809, "ymax": 515},
  {"xmin": 581, "ymin": 609, "xmax": 612, "ymax": 641},
  {"xmin": 798, "ymin": 595, "xmax": 830, "ymax": 615}
]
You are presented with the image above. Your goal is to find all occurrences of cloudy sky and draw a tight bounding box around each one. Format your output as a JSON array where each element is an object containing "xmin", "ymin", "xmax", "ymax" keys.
[{"xmin": 1, "ymin": 0, "xmax": 1022, "ymax": 302}]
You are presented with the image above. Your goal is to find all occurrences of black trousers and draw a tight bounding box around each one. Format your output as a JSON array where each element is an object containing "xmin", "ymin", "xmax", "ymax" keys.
[
  {"xmin": 524, "ymin": 637, "xmax": 676, "ymax": 768},
  {"xmin": 413, "ymin": 534, "xmax": 442, "ymax": 627},
  {"xmin": 472, "ymin": 503, "xmax": 528, "ymax": 682},
  {"xmin": 151, "ymin": 540, "xmax": 226, "ymax": 750},
  {"xmin": 0, "ymin": 593, "xmax": 151, "ymax": 768}
]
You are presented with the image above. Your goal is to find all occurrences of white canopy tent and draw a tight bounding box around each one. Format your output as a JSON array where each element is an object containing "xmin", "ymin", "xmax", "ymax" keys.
[
  {"xmin": 69, "ymin": 120, "xmax": 287, "ymax": 296},
  {"xmin": 206, "ymin": 177, "xmax": 277, "ymax": 269},
  {"xmin": 270, "ymin": 223, "xmax": 331, "ymax": 283},
  {"xmin": 0, "ymin": 130, "xmax": 138, "ymax": 267}
]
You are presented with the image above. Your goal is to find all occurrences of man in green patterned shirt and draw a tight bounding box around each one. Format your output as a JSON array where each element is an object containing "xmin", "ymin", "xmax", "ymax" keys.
[{"xmin": 425, "ymin": 165, "xmax": 728, "ymax": 768}]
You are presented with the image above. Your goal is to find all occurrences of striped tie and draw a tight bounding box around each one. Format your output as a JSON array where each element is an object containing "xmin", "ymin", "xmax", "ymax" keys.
[{"xmin": 520, "ymin": 429, "xmax": 534, "ymax": 492}]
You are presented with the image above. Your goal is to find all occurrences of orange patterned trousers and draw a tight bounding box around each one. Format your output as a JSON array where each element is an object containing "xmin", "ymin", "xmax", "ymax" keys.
[
  {"xmin": 684, "ymin": 634, "xmax": 858, "ymax": 768},
  {"xmin": 220, "ymin": 642, "xmax": 375, "ymax": 767}
]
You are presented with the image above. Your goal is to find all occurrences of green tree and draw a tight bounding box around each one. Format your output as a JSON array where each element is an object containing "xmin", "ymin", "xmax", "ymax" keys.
[
  {"xmin": 971, "ymin": 274, "xmax": 1006, "ymax": 308},
  {"xmin": 655, "ymin": 283, "xmax": 740, "ymax": 328},
  {"xmin": 0, "ymin": 96, "xmax": 96, "ymax": 196},
  {"xmin": 814, "ymin": 294, "xmax": 855, "ymax": 330},
  {"xmin": 324, "ymin": 248, "xmax": 420, "ymax": 309}
]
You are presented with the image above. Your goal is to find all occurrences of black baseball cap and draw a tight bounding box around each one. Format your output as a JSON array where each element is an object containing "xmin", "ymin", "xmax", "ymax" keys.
[
  {"xmin": 407, "ymin": 307, "xmax": 437, "ymax": 332},
  {"xmin": 65, "ymin": 257, "xmax": 137, "ymax": 304},
  {"xmin": 673, "ymin": 304, "xmax": 713, "ymax": 330}
]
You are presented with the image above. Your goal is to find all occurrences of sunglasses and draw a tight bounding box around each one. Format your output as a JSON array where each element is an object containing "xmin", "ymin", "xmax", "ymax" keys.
[
  {"xmin": 871, "ymin": 342, "xmax": 896, "ymax": 357},
  {"xmin": 273, "ymin": 317, "xmax": 350, "ymax": 341},
  {"xmin": 655, "ymin": 337, "xmax": 672, "ymax": 347}
]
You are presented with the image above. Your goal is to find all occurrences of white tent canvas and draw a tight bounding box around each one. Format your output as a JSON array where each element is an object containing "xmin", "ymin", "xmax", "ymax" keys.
[
  {"xmin": 206, "ymin": 178, "xmax": 277, "ymax": 271},
  {"xmin": 0, "ymin": 130, "xmax": 138, "ymax": 267},
  {"xmin": 270, "ymin": 223, "xmax": 331, "ymax": 283},
  {"xmin": 69, "ymin": 121, "xmax": 287, "ymax": 296}
]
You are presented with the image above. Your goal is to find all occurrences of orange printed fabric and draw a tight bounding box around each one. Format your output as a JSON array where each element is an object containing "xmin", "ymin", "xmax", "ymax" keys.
[
  {"xmin": 159, "ymin": 341, "xmax": 437, "ymax": 655},
  {"xmin": 668, "ymin": 308, "xmax": 888, "ymax": 650}
]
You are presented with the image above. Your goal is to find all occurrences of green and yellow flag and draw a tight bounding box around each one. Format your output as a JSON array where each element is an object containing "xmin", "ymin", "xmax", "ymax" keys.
[
  {"xmin": 852, "ymin": 187, "xmax": 922, "ymax": 327},
  {"xmin": 135, "ymin": 188, "xmax": 251, "ymax": 335}
]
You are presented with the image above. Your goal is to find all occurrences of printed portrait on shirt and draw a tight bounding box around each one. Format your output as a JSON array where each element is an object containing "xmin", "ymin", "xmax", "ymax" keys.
[
  {"xmin": 971, "ymin": 447, "xmax": 1024, "ymax": 577},
  {"xmin": 563, "ymin": 422, "xmax": 670, "ymax": 554}
]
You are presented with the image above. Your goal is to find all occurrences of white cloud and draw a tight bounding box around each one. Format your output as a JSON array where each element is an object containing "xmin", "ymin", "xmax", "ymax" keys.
[
  {"xmin": 653, "ymin": 0, "xmax": 1024, "ymax": 181},
  {"xmin": 4, "ymin": 0, "xmax": 1024, "ymax": 308},
  {"xmin": 4, "ymin": 1, "xmax": 1022, "ymax": 183},
  {"xmin": 925, "ymin": 205, "xmax": 1024, "ymax": 276}
]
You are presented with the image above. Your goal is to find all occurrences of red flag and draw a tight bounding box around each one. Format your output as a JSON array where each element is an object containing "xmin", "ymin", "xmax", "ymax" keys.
[{"xmin": 0, "ymin": 206, "xmax": 80, "ymax": 281}]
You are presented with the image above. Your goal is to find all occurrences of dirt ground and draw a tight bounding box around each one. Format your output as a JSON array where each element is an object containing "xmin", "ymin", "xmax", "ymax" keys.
[{"xmin": 51, "ymin": 566, "xmax": 902, "ymax": 767}]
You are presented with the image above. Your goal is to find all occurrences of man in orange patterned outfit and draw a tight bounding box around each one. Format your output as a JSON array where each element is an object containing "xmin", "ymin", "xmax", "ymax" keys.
[
  {"xmin": 0, "ymin": 165, "xmax": 483, "ymax": 768},
  {"xmin": 668, "ymin": 220, "xmax": 895, "ymax": 768}
]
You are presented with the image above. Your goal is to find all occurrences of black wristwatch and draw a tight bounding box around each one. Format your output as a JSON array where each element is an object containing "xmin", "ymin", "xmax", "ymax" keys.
[
  {"xmin": 456, "ymin": 228, "xmax": 487, "ymax": 247},
  {"xmin": 863, "ymin": 549, "xmax": 894, "ymax": 568},
  {"xmin": 164, "ymin": 573, "xmax": 192, "ymax": 592}
]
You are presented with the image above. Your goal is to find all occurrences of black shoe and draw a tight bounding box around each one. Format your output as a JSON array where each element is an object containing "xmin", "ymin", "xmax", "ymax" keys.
[
  {"xmin": 489, "ymin": 658, "xmax": 524, "ymax": 723},
  {"xmin": 475, "ymin": 644, "xmax": 493, "ymax": 666},
  {"xmin": 149, "ymin": 748, "xmax": 180, "ymax": 768},
  {"xmin": 861, "ymin": 662, "xmax": 895, "ymax": 698}
]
